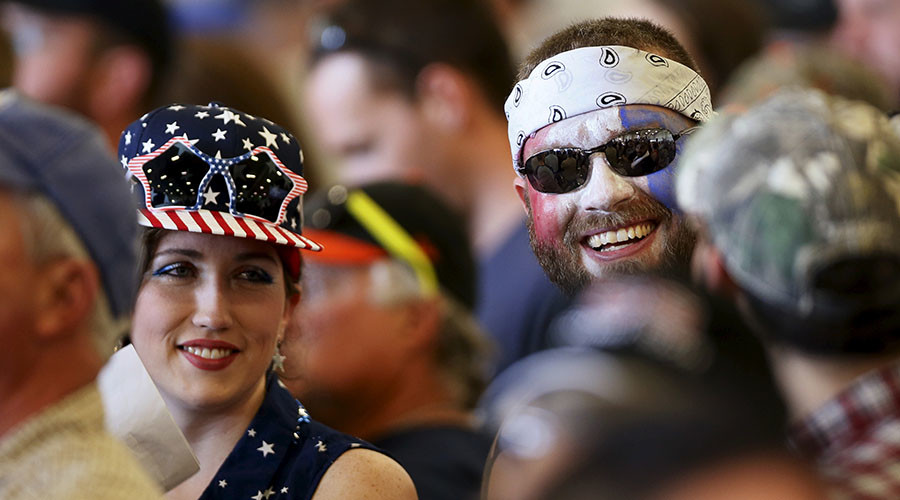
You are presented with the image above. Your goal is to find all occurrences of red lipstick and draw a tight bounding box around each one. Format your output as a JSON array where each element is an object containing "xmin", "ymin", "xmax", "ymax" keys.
[{"xmin": 178, "ymin": 339, "xmax": 240, "ymax": 371}]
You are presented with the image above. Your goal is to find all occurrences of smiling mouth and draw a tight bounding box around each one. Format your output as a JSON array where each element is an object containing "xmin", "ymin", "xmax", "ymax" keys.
[
  {"xmin": 179, "ymin": 345, "xmax": 236, "ymax": 360},
  {"xmin": 584, "ymin": 221, "xmax": 657, "ymax": 252}
]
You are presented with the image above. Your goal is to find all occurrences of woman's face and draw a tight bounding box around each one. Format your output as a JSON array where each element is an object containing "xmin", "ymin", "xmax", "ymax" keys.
[{"xmin": 132, "ymin": 230, "xmax": 295, "ymax": 413}]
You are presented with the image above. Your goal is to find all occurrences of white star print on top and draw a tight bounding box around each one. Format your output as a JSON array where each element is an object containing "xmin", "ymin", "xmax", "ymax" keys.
[{"xmin": 258, "ymin": 441, "xmax": 275, "ymax": 457}]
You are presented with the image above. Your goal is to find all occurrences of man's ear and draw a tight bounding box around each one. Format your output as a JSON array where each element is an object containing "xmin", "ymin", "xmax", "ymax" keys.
[
  {"xmin": 513, "ymin": 175, "xmax": 530, "ymax": 215},
  {"xmin": 694, "ymin": 242, "xmax": 740, "ymax": 298},
  {"xmin": 34, "ymin": 259, "xmax": 99, "ymax": 340},
  {"xmin": 416, "ymin": 63, "xmax": 474, "ymax": 132},
  {"xmin": 399, "ymin": 297, "xmax": 443, "ymax": 353},
  {"xmin": 86, "ymin": 45, "xmax": 152, "ymax": 125}
]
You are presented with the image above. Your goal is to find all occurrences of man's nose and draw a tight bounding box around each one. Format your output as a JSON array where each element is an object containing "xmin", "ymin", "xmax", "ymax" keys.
[{"xmin": 576, "ymin": 154, "xmax": 637, "ymax": 212}]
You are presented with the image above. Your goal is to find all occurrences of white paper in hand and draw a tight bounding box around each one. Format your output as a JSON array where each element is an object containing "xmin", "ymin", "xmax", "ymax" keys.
[{"xmin": 97, "ymin": 344, "xmax": 200, "ymax": 491}]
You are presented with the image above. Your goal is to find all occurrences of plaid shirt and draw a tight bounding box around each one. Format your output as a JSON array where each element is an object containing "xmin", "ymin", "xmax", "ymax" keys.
[{"xmin": 789, "ymin": 362, "xmax": 900, "ymax": 500}]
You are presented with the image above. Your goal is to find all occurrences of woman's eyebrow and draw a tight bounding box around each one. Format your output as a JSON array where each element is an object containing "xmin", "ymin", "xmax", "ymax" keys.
[
  {"xmin": 235, "ymin": 252, "xmax": 279, "ymax": 264},
  {"xmin": 154, "ymin": 248, "xmax": 203, "ymax": 258}
]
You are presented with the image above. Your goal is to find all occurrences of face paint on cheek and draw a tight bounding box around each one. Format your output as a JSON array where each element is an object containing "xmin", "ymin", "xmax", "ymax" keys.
[
  {"xmin": 617, "ymin": 106, "xmax": 695, "ymax": 212},
  {"xmin": 526, "ymin": 188, "xmax": 568, "ymax": 247},
  {"xmin": 647, "ymin": 167, "xmax": 679, "ymax": 211}
]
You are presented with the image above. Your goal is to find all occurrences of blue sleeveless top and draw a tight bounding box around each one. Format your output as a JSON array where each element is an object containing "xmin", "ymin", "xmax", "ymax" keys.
[{"xmin": 198, "ymin": 372, "xmax": 379, "ymax": 500}]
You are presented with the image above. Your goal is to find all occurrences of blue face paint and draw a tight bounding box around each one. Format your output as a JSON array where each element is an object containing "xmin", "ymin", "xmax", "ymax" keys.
[{"xmin": 617, "ymin": 107, "xmax": 695, "ymax": 212}]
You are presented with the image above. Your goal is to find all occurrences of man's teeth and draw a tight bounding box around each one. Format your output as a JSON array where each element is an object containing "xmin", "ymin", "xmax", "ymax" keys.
[
  {"xmin": 184, "ymin": 346, "xmax": 233, "ymax": 359},
  {"xmin": 587, "ymin": 222, "xmax": 655, "ymax": 250}
]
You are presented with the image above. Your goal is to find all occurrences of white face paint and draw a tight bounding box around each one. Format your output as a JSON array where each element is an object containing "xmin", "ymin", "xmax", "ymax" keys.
[{"xmin": 517, "ymin": 105, "xmax": 696, "ymax": 293}]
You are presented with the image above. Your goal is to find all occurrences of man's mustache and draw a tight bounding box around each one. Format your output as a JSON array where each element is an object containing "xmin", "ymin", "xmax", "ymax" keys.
[{"xmin": 563, "ymin": 195, "xmax": 672, "ymax": 248}]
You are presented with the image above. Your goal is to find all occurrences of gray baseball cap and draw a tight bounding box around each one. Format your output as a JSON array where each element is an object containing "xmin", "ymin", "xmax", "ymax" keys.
[
  {"xmin": 676, "ymin": 89, "xmax": 900, "ymax": 328},
  {"xmin": 0, "ymin": 91, "xmax": 138, "ymax": 318}
]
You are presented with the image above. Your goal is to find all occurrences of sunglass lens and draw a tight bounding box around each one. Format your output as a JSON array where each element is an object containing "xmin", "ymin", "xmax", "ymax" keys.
[
  {"xmin": 230, "ymin": 154, "xmax": 294, "ymax": 222},
  {"xmin": 143, "ymin": 143, "xmax": 209, "ymax": 207},
  {"xmin": 606, "ymin": 129, "xmax": 677, "ymax": 177},
  {"xmin": 524, "ymin": 149, "xmax": 588, "ymax": 194}
]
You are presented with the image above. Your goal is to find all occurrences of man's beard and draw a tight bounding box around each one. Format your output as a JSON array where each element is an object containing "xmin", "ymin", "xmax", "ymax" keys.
[{"xmin": 525, "ymin": 193, "xmax": 696, "ymax": 296}]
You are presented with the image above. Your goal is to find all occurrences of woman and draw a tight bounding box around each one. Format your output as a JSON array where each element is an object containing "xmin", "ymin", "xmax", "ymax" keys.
[{"xmin": 118, "ymin": 102, "xmax": 417, "ymax": 500}]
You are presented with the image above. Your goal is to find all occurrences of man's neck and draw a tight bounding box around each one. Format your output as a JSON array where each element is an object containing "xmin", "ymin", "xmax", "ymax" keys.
[
  {"xmin": 317, "ymin": 368, "xmax": 470, "ymax": 442},
  {"xmin": 769, "ymin": 346, "xmax": 900, "ymax": 422},
  {"xmin": 455, "ymin": 113, "xmax": 525, "ymax": 257}
]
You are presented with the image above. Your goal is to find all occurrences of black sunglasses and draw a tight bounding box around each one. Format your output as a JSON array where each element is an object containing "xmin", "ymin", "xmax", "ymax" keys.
[{"xmin": 517, "ymin": 127, "xmax": 699, "ymax": 194}]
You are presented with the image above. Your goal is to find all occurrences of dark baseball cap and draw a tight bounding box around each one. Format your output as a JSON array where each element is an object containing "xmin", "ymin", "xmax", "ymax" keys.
[
  {"xmin": 0, "ymin": 91, "xmax": 138, "ymax": 319},
  {"xmin": 303, "ymin": 181, "xmax": 477, "ymax": 310}
]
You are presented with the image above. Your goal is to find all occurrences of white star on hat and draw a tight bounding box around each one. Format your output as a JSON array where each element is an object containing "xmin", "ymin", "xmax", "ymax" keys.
[
  {"xmin": 212, "ymin": 129, "xmax": 227, "ymax": 141},
  {"xmin": 242, "ymin": 138, "xmax": 255, "ymax": 151},
  {"xmin": 215, "ymin": 109, "xmax": 236, "ymax": 125},
  {"xmin": 258, "ymin": 127, "xmax": 279, "ymax": 149},
  {"xmin": 195, "ymin": 110, "xmax": 209, "ymax": 119},
  {"xmin": 202, "ymin": 187, "xmax": 220, "ymax": 205},
  {"xmin": 141, "ymin": 139, "xmax": 155, "ymax": 154},
  {"xmin": 124, "ymin": 131, "xmax": 132, "ymax": 145},
  {"xmin": 179, "ymin": 134, "xmax": 200, "ymax": 146},
  {"xmin": 168, "ymin": 105, "xmax": 185, "ymax": 111},
  {"xmin": 165, "ymin": 121, "xmax": 180, "ymax": 134}
]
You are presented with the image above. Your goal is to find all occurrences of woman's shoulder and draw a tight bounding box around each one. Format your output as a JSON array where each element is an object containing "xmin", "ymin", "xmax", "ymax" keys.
[{"xmin": 312, "ymin": 448, "xmax": 417, "ymax": 500}]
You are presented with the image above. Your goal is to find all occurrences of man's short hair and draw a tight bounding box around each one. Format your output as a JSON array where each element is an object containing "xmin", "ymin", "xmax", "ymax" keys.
[
  {"xmin": 517, "ymin": 18, "xmax": 699, "ymax": 81},
  {"xmin": 310, "ymin": 0, "xmax": 515, "ymax": 112},
  {"xmin": 16, "ymin": 192, "xmax": 124, "ymax": 358}
]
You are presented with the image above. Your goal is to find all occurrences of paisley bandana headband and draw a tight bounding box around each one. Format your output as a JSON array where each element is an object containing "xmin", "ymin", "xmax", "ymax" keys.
[{"xmin": 505, "ymin": 45, "xmax": 714, "ymax": 171}]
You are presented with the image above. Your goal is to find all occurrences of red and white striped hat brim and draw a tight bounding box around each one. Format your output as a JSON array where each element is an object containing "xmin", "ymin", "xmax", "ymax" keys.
[{"xmin": 138, "ymin": 208, "xmax": 323, "ymax": 251}]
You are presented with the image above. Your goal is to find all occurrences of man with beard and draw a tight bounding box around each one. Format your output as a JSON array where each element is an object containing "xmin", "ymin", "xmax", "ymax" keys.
[{"xmin": 506, "ymin": 18, "xmax": 713, "ymax": 294}]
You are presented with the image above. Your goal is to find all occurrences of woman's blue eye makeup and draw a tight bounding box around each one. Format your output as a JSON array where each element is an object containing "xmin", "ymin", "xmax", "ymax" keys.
[{"xmin": 152, "ymin": 262, "xmax": 193, "ymax": 277}]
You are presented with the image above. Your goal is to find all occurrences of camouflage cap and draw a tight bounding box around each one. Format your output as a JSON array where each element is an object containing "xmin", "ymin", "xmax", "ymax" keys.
[{"xmin": 676, "ymin": 88, "xmax": 900, "ymax": 317}]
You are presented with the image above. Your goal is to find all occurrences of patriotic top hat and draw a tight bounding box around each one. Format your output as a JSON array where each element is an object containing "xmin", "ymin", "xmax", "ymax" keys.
[{"xmin": 118, "ymin": 102, "xmax": 322, "ymax": 252}]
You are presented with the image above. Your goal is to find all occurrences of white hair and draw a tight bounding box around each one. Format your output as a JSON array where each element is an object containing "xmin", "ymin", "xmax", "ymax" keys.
[
  {"xmin": 17, "ymin": 192, "xmax": 128, "ymax": 359},
  {"xmin": 367, "ymin": 259, "xmax": 493, "ymax": 408}
]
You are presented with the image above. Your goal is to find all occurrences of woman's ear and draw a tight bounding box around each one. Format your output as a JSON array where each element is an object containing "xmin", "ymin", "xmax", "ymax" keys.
[{"xmin": 280, "ymin": 289, "xmax": 301, "ymax": 338}]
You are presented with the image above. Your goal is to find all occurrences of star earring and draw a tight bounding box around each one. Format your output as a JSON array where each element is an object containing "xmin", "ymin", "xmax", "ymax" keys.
[{"xmin": 272, "ymin": 342, "xmax": 286, "ymax": 373}]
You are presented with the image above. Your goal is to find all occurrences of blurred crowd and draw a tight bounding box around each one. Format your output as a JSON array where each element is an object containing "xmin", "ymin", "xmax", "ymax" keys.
[{"xmin": 1, "ymin": 0, "xmax": 899, "ymax": 499}]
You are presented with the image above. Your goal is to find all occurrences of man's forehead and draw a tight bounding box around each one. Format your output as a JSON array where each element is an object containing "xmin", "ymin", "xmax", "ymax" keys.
[{"xmin": 522, "ymin": 104, "xmax": 686, "ymax": 155}]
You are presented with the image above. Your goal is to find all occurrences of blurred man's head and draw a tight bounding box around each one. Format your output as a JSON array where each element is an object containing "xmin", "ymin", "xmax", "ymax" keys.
[
  {"xmin": 281, "ymin": 182, "xmax": 490, "ymax": 435},
  {"xmin": 507, "ymin": 18, "xmax": 712, "ymax": 294},
  {"xmin": 1, "ymin": 0, "xmax": 171, "ymax": 147},
  {"xmin": 830, "ymin": 0, "xmax": 900, "ymax": 103},
  {"xmin": 677, "ymin": 89, "xmax": 900, "ymax": 355},
  {"xmin": 304, "ymin": 0, "xmax": 514, "ymax": 208},
  {"xmin": 0, "ymin": 92, "xmax": 138, "ymax": 434}
]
